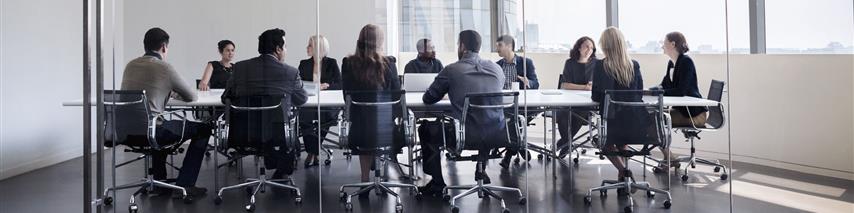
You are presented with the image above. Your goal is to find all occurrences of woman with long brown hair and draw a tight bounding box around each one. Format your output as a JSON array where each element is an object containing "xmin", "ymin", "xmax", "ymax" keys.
[{"xmin": 340, "ymin": 24, "xmax": 401, "ymax": 182}]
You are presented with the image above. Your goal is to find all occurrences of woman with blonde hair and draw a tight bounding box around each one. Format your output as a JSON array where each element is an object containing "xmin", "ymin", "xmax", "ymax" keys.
[
  {"xmin": 591, "ymin": 26, "xmax": 644, "ymax": 181},
  {"xmin": 298, "ymin": 35, "xmax": 342, "ymax": 168}
]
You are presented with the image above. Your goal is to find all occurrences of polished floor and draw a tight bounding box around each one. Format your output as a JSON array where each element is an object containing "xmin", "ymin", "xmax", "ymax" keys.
[{"xmin": 2, "ymin": 138, "xmax": 853, "ymax": 213}]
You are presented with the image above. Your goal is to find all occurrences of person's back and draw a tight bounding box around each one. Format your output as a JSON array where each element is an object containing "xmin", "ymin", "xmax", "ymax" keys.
[
  {"xmin": 423, "ymin": 52, "xmax": 503, "ymax": 120},
  {"xmin": 223, "ymin": 54, "xmax": 308, "ymax": 110},
  {"xmin": 122, "ymin": 54, "xmax": 196, "ymax": 116}
]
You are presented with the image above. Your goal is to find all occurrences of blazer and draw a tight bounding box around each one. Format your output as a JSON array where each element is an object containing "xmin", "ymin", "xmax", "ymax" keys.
[
  {"xmin": 298, "ymin": 56, "xmax": 342, "ymax": 90},
  {"xmin": 221, "ymin": 54, "xmax": 308, "ymax": 115},
  {"xmin": 660, "ymin": 54, "xmax": 708, "ymax": 117},
  {"xmin": 496, "ymin": 55, "xmax": 539, "ymax": 89}
]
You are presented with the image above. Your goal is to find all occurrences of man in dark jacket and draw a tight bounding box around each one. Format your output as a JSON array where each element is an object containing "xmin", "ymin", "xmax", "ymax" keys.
[{"xmin": 221, "ymin": 28, "xmax": 308, "ymax": 178}]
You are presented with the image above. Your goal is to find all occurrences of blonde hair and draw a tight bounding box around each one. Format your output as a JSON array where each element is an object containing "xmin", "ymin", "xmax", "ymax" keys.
[
  {"xmin": 309, "ymin": 35, "xmax": 330, "ymax": 58},
  {"xmin": 599, "ymin": 27, "xmax": 634, "ymax": 87}
]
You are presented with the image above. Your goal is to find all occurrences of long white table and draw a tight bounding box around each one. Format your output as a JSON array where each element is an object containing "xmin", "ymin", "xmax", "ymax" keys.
[{"xmin": 62, "ymin": 89, "xmax": 719, "ymax": 108}]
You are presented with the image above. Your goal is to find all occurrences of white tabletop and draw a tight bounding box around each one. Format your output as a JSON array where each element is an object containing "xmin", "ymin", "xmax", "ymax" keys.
[{"xmin": 63, "ymin": 89, "xmax": 719, "ymax": 108}]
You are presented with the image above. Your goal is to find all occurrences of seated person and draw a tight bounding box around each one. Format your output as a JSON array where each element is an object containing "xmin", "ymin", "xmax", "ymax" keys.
[
  {"xmin": 221, "ymin": 28, "xmax": 308, "ymax": 179},
  {"xmin": 298, "ymin": 35, "xmax": 341, "ymax": 168},
  {"xmin": 340, "ymin": 24, "xmax": 401, "ymax": 183},
  {"xmin": 404, "ymin": 38, "xmax": 443, "ymax": 74},
  {"xmin": 495, "ymin": 35, "xmax": 539, "ymax": 90},
  {"xmin": 654, "ymin": 31, "xmax": 708, "ymax": 172},
  {"xmin": 591, "ymin": 27, "xmax": 644, "ymax": 181},
  {"xmin": 556, "ymin": 36, "xmax": 598, "ymax": 157},
  {"xmin": 420, "ymin": 30, "xmax": 505, "ymax": 196},
  {"xmin": 198, "ymin": 40, "xmax": 235, "ymax": 91},
  {"xmin": 120, "ymin": 27, "xmax": 211, "ymax": 198}
]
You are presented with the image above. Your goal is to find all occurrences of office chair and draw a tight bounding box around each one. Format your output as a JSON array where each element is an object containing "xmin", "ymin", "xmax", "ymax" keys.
[
  {"xmin": 214, "ymin": 95, "xmax": 302, "ymax": 212},
  {"xmin": 337, "ymin": 90, "xmax": 421, "ymax": 212},
  {"xmin": 583, "ymin": 90, "xmax": 673, "ymax": 213},
  {"xmin": 442, "ymin": 92, "xmax": 527, "ymax": 213},
  {"xmin": 668, "ymin": 80, "xmax": 729, "ymax": 181},
  {"xmin": 100, "ymin": 90, "xmax": 191, "ymax": 213}
]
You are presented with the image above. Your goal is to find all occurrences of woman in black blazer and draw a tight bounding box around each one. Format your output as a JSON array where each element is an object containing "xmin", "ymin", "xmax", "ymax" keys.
[
  {"xmin": 341, "ymin": 24, "xmax": 402, "ymax": 182},
  {"xmin": 298, "ymin": 35, "xmax": 342, "ymax": 168},
  {"xmin": 656, "ymin": 31, "xmax": 708, "ymax": 172}
]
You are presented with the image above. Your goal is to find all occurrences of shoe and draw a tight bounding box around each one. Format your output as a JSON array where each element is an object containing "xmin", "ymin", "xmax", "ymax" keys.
[
  {"xmin": 499, "ymin": 155, "xmax": 512, "ymax": 169},
  {"xmin": 474, "ymin": 171, "xmax": 492, "ymax": 184},
  {"xmin": 172, "ymin": 186, "xmax": 207, "ymax": 199},
  {"xmin": 304, "ymin": 156, "xmax": 319, "ymax": 168},
  {"xmin": 653, "ymin": 160, "xmax": 680, "ymax": 174},
  {"xmin": 417, "ymin": 181, "xmax": 445, "ymax": 197}
]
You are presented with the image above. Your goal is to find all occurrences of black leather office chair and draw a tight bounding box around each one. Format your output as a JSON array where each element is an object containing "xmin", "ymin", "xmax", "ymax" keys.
[
  {"xmin": 100, "ymin": 90, "xmax": 191, "ymax": 213},
  {"xmin": 442, "ymin": 92, "xmax": 527, "ymax": 213},
  {"xmin": 337, "ymin": 90, "xmax": 420, "ymax": 212},
  {"xmin": 669, "ymin": 80, "xmax": 729, "ymax": 181},
  {"xmin": 214, "ymin": 95, "xmax": 302, "ymax": 212},
  {"xmin": 583, "ymin": 90, "xmax": 673, "ymax": 213}
]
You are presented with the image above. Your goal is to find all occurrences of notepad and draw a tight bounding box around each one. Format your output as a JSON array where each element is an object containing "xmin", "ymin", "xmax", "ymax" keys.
[{"xmin": 540, "ymin": 91, "xmax": 563, "ymax": 95}]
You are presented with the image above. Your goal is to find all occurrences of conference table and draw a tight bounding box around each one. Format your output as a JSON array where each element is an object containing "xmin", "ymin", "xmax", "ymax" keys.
[{"xmin": 63, "ymin": 89, "xmax": 719, "ymax": 180}]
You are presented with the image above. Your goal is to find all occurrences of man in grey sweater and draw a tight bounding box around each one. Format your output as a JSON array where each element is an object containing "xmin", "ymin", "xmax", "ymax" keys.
[
  {"xmin": 419, "ymin": 30, "xmax": 505, "ymax": 196},
  {"xmin": 121, "ymin": 28, "xmax": 211, "ymax": 199}
]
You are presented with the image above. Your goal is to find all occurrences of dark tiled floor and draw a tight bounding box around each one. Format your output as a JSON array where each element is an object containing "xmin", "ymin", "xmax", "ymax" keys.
[{"xmin": 1, "ymin": 143, "xmax": 852, "ymax": 213}]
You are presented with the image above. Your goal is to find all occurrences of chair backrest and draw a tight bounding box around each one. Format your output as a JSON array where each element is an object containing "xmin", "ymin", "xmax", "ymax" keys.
[
  {"xmin": 103, "ymin": 90, "xmax": 154, "ymax": 148},
  {"xmin": 454, "ymin": 92, "xmax": 520, "ymax": 154},
  {"xmin": 343, "ymin": 90, "xmax": 408, "ymax": 153},
  {"xmin": 706, "ymin": 80, "xmax": 726, "ymax": 129},
  {"xmin": 225, "ymin": 95, "xmax": 293, "ymax": 154},
  {"xmin": 599, "ymin": 90, "xmax": 667, "ymax": 156}
]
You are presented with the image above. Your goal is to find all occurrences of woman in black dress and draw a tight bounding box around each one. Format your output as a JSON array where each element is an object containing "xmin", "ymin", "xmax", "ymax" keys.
[
  {"xmin": 341, "ymin": 24, "xmax": 401, "ymax": 182},
  {"xmin": 198, "ymin": 40, "xmax": 235, "ymax": 90},
  {"xmin": 299, "ymin": 35, "xmax": 342, "ymax": 168},
  {"xmin": 556, "ymin": 36, "xmax": 598, "ymax": 157}
]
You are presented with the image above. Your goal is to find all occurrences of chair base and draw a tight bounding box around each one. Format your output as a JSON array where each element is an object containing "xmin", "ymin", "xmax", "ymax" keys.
[
  {"xmin": 215, "ymin": 172, "xmax": 302, "ymax": 210},
  {"xmin": 102, "ymin": 174, "xmax": 190, "ymax": 208},
  {"xmin": 443, "ymin": 179, "xmax": 526, "ymax": 213},
  {"xmin": 584, "ymin": 172, "xmax": 672, "ymax": 212},
  {"xmin": 672, "ymin": 133, "xmax": 729, "ymax": 181}
]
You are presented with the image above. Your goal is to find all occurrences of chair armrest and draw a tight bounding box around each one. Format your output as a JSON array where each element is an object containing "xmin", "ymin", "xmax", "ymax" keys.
[{"xmin": 148, "ymin": 110, "xmax": 189, "ymax": 150}]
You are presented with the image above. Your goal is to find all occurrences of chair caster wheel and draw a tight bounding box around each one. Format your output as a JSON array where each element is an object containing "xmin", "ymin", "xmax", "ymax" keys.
[
  {"xmin": 581, "ymin": 149, "xmax": 587, "ymax": 154},
  {"xmin": 415, "ymin": 193, "xmax": 423, "ymax": 200},
  {"xmin": 663, "ymin": 200, "xmax": 672, "ymax": 209},
  {"xmin": 340, "ymin": 192, "xmax": 348, "ymax": 201},
  {"xmin": 600, "ymin": 191, "xmax": 607, "ymax": 197},
  {"xmin": 573, "ymin": 158, "xmax": 579, "ymax": 164},
  {"xmin": 245, "ymin": 204, "xmax": 255, "ymax": 212},
  {"xmin": 183, "ymin": 196, "xmax": 193, "ymax": 204},
  {"xmin": 205, "ymin": 152, "xmax": 212, "ymax": 157},
  {"xmin": 721, "ymin": 174, "xmax": 729, "ymax": 180},
  {"xmin": 128, "ymin": 204, "xmax": 139, "ymax": 213},
  {"xmin": 624, "ymin": 206, "xmax": 633, "ymax": 213},
  {"xmin": 691, "ymin": 164, "xmax": 696, "ymax": 169},
  {"xmin": 583, "ymin": 196, "xmax": 592, "ymax": 205},
  {"xmin": 214, "ymin": 196, "xmax": 223, "ymax": 205},
  {"xmin": 519, "ymin": 197, "xmax": 527, "ymax": 205},
  {"xmin": 295, "ymin": 196, "xmax": 302, "ymax": 204},
  {"xmin": 450, "ymin": 206, "xmax": 459, "ymax": 213},
  {"xmin": 646, "ymin": 191, "xmax": 655, "ymax": 197},
  {"xmin": 396, "ymin": 204, "xmax": 403, "ymax": 212},
  {"xmin": 502, "ymin": 208, "xmax": 510, "ymax": 213},
  {"xmin": 681, "ymin": 175, "xmax": 689, "ymax": 181},
  {"xmin": 513, "ymin": 158, "xmax": 520, "ymax": 164},
  {"xmin": 599, "ymin": 155, "xmax": 605, "ymax": 160},
  {"xmin": 344, "ymin": 203, "xmax": 353, "ymax": 211},
  {"xmin": 652, "ymin": 167, "xmax": 663, "ymax": 174},
  {"xmin": 103, "ymin": 196, "xmax": 113, "ymax": 206},
  {"xmin": 714, "ymin": 167, "xmax": 721, "ymax": 173},
  {"xmin": 442, "ymin": 194, "xmax": 451, "ymax": 202},
  {"xmin": 324, "ymin": 159, "xmax": 332, "ymax": 165},
  {"xmin": 537, "ymin": 154, "xmax": 544, "ymax": 160}
]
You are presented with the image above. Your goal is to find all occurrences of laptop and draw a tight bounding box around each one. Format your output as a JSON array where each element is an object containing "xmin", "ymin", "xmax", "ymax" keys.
[
  {"xmin": 403, "ymin": 73, "xmax": 438, "ymax": 92},
  {"xmin": 302, "ymin": 81, "xmax": 318, "ymax": 96}
]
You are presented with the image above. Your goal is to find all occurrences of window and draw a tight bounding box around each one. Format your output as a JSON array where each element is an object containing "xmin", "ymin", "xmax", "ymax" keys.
[
  {"xmin": 765, "ymin": 0, "xmax": 854, "ymax": 54},
  {"xmin": 521, "ymin": 0, "xmax": 606, "ymax": 53},
  {"xmin": 619, "ymin": 0, "xmax": 746, "ymax": 54},
  {"xmin": 398, "ymin": 0, "xmax": 492, "ymax": 53}
]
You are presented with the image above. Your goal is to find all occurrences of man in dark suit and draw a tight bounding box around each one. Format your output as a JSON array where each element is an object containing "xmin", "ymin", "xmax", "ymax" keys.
[{"xmin": 221, "ymin": 28, "xmax": 308, "ymax": 178}]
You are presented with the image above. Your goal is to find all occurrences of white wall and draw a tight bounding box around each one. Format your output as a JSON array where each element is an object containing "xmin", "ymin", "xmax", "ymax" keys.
[{"xmin": 1, "ymin": 0, "xmax": 84, "ymax": 179}]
